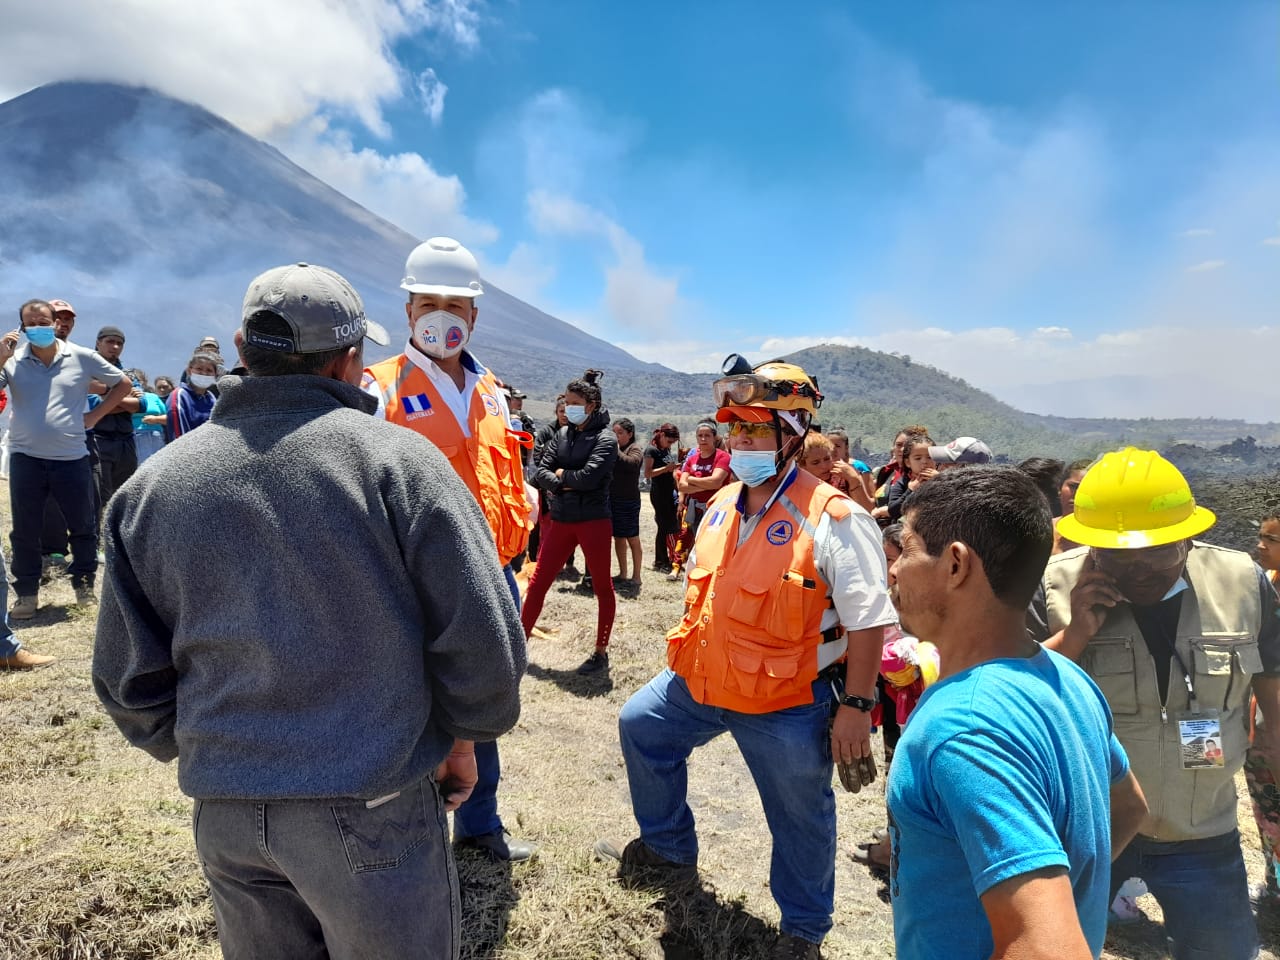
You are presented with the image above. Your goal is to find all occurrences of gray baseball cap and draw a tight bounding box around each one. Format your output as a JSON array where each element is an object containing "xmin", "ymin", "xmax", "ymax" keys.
[
  {"xmin": 928, "ymin": 436, "xmax": 993, "ymax": 464},
  {"xmin": 241, "ymin": 263, "xmax": 389, "ymax": 354}
]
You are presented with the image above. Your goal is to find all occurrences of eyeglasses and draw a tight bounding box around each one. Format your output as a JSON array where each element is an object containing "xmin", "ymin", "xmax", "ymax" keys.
[
  {"xmin": 1090, "ymin": 542, "xmax": 1187, "ymax": 574},
  {"xmin": 727, "ymin": 421, "xmax": 776, "ymax": 439}
]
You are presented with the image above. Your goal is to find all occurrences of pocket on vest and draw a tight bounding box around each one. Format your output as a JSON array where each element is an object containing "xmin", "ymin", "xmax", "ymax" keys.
[
  {"xmin": 1083, "ymin": 638, "xmax": 1139, "ymax": 716},
  {"xmin": 1191, "ymin": 635, "xmax": 1258, "ymax": 712},
  {"xmin": 723, "ymin": 635, "xmax": 803, "ymax": 701}
]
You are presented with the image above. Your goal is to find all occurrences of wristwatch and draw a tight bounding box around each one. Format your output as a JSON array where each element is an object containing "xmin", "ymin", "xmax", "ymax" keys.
[{"xmin": 840, "ymin": 692, "xmax": 878, "ymax": 712}]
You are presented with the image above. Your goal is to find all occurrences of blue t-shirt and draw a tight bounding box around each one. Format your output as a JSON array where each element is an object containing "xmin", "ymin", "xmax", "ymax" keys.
[{"xmin": 887, "ymin": 647, "xmax": 1128, "ymax": 960}]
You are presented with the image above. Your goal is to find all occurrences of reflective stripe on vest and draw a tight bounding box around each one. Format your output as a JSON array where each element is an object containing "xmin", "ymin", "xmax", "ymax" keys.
[
  {"xmin": 363, "ymin": 355, "xmax": 531, "ymax": 565},
  {"xmin": 666, "ymin": 468, "xmax": 852, "ymax": 714},
  {"xmin": 1044, "ymin": 542, "xmax": 1262, "ymax": 841}
]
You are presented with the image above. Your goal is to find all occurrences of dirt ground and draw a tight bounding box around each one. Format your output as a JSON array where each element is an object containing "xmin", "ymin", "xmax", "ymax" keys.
[{"xmin": 2, "ymin": 503, "xmax": 1278, "ymax": 959}]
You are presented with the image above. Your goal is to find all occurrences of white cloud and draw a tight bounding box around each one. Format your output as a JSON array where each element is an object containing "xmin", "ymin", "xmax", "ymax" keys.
[
  {"xmin": 527, "ymin": 188, "xmax": 684, "ymax": 333},
  {"xmin": 482, "ymin": 242, "xmax": 557, "ymax": 302},
  {"xmin": 1186, "ymin": 259, "xmax": 1227, "ymax": 272},
  {"xmin": 1263, "ymin": 236, "xmax": 1280, "ymax": 246},
  {"xmin": 278, "ymin": 117, "xmax": 497, "ymax": 243},
  {"xmin": 0, "ymin": 1, "xmax": 482, "ymax": 137},
  {"xmin": 415, "ymin": 69, "xmax": 448, "ymax": 126},
  {"xmin": 1178, "ymin": 227, "xmax": 1215, "ymax": 237}
]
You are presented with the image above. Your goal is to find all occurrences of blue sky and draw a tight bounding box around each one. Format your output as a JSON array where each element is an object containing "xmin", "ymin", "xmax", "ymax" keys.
[{"xmin": 2, "ymin": 0, "xmax": 1278, "ymax": 418}]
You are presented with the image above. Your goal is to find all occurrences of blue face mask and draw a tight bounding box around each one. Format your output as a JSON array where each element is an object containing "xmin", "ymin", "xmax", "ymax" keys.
[
  {"xmin": 24, "ymin": 325, "xmax": 57, "ymax": 348},
  {"xmin": 730, "ymin": 449, "xmax": 778, "ymax": 487},
  {"xmin": 565, "ymin": 404, "xmax": 588, "ymax": 425}
]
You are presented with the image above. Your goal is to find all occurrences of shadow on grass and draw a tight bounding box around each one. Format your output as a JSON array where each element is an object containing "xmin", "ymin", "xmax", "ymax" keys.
[
  {"xmin": 526, "ymin": 661, "xmax": 615, "ymax": 699},
  {"xmin": 636, "ymin": 873, "xmax": 785, "ymax": 960},
  {"xmin": 457, "ymin": 848, "xmax": 517, "ymax": 960}
]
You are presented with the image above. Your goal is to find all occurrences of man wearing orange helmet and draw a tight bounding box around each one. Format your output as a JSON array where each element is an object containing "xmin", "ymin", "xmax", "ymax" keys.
[
  {"xmin": 1027, "ymin": 448, "xmax": 1280, "ymax": 960},
  {"xmin": 598, "ymin": 355, "xmax": 894, "ymax": 960}
]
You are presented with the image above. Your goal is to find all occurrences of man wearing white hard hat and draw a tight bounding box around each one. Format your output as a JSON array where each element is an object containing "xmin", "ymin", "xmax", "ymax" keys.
[
  {"xmin": 928, "ymin": 436, "xmax": 992, "ymax": 470},
  {"xmin": 363, "ymin": 237, "xmax": 536, "ymax": 862}
]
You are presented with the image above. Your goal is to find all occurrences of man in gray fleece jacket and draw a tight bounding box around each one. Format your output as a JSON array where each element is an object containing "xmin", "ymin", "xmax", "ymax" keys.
[{"xmin": 93, "ymin": 263, "xmax": 526, "ymax": 960}]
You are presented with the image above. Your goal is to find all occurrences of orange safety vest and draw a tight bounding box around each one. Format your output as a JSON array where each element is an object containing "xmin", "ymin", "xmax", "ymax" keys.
[
  {"xmin": 363, "ymin": 355, "xmax": 532, "ymax": 566},
  {"xmin": 666, "ymin": 468, "xmax": 852, "ymax": 714}
]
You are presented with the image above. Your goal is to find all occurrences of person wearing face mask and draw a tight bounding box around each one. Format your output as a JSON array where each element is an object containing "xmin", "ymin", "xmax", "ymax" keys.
[
  {"xmin": 166, "ymin": 353, "xmax": 219, "ymax": 439},
  {"xmin": 93, "ymin": 263, "xmax": 526, "ymax": 959},
  {"xmin": 362, "ymin": 237, "xmax": 536, "ymax": 863},
  {"xmin": 520, "ymin": 370, "xmax": 618, "ymax": 675},
  {"xmin": 0, "ymin": 300, "xmax": 133, "ymax": 619},
  {"xmin": 1027, "ymin": 448, "xmax": 1280, "ymax": 960},
  {"xmin": 597, "ymin": 355, "xmax": 894, "ymax": 960}
]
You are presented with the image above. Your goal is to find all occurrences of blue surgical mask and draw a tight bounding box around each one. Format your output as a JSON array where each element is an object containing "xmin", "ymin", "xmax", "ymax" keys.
[
  {"xmin": 565, "ymin": 404, "xmax": 588, "ymax": 425},
  {"xmin": 24, "ymin": 326, "xmax": 56, "ymax": 348},
  {"xmin": 730, "ymin": 450, "xmax": 778, "ymax": 487}
]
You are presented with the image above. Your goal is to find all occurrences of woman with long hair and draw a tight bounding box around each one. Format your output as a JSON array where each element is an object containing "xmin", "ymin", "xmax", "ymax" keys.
[
  {"xmin": 522, "ymin": 370, "xmax": 619, "ymax": 675},
  {"xmin": 644, "ymin": 423, "xmax": 681, "ymax": 572}
]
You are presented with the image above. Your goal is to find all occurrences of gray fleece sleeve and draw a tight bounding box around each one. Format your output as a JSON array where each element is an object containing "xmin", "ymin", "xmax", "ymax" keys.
[
  {"xmin": 92, "ymin": 497, "xmax": 179, "ymax": 761},
  {"xmin": 394, "ymin": 442, "xmax": 527, "ymax": 742}
]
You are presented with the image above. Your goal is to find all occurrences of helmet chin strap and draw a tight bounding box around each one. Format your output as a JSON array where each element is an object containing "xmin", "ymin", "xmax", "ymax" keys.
[{"xmin": 768, "ymin": 411, "xmax": 808, "ymax": 472}]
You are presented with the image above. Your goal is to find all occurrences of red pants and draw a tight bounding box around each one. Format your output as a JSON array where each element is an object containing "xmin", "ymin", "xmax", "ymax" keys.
[{"xmin": 521, "ymin": 517, "xmax": 616, "ymax": 650}]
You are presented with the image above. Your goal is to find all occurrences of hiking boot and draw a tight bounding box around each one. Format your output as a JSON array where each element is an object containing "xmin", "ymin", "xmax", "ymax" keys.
[
  {"xmin": 1, "ymin": 648, "xmax": 57, "ymax": 670},
  {"xmin": 594, "ymin": 837, "xmax": 697, "ymax": 887},
  {"xmin": 72, "ymin": 582, "xmax": 96, "ymax": 606},
  {"xmin": 771, "ymin": 934, "xmax": 822, "ymax": 959},
  {"xmin": 10, "ymin": 595, "xmax": 37, "ymax": 620},
  {"xmin": 577, "ymin": 650, "xmax": 609, "ymax": 675},
  {"xmin": 455, "ymin": 829, "xmax": 538, "ymax": 862}
]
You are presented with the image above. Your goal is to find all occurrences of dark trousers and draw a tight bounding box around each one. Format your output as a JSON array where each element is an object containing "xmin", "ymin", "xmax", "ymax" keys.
[
  {"xmin": 93, "ymin": 433, "xmax": 137, "ymax": 520},
  {"xmin": 453, "ymin": 565, "xmax": 522, "ymax": 840},
  {"xmin": 9, "ymin": 453, "xmax": 98, "ymax": 595},
  {"xmin": 650, "ymin": 490, "xmax": 678, "ymax": 568},
  {"xmin": 42, "ymin": 495, "xmax": 69, "ymax": 555}
]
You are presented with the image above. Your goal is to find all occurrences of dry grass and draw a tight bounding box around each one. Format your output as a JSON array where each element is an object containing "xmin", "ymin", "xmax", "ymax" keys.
[{"xmin": 2, "ymin": 503, "xmax": 1278, "ymax": 958}]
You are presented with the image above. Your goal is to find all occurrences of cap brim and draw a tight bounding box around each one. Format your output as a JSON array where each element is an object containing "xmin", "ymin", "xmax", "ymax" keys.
[
  {"xmin": 715, "ymin": 405, "xmax": 774, "ymax": 423},
  {"xmin": 1057, "ymin": 505, "xmax": 1217, "ymax": 549},
  {"xmin": 364, "ymin": 319, "xmax": 390, "ymax": 347},
  {"xmin": 400, "ymin": 282, "xmax": 484, "ymax": 298},
  {"xmin": 927, "ymin": 446, "xmax": 959, "ymax": 462}
]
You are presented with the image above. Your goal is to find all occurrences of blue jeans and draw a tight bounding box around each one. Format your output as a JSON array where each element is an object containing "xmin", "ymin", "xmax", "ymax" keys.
[
  {"xmin": 0, "ymin": 549, "xmax": 17, "ymax": 658},
  {"xmin": 452, "ymin": 565, "xmax": 520, "ymax": 840},
  {"xmin": 1110, "ymin": 830, "xmax": 1258, "ymax": 960},
  {"xmin": 9, "ymin": 453, "xmax": 98, "ymax": 596},
  {"xmin": 193, "ymin": 775, "xmax": 459, "ymax": 959},
  {"xmin": 619, "ymin": 668, "xmax": 837, "ymax": 944}
]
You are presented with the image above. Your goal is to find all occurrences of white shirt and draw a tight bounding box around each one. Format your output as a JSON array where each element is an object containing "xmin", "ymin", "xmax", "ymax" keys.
[{"xmin": 364, "ymin": 341, "xmax": 510, "ymax": 437}]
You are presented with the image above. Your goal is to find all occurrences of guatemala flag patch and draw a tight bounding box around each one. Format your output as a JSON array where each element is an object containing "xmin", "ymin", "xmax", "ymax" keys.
[{"xmin": 401, "ymin": 392, "xmax": 434, "ymax": 421}]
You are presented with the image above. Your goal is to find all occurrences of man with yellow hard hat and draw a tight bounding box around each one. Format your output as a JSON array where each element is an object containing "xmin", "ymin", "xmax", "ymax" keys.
[
  {"xmin": 597, "ymin": 355, "xmax": 894, "ymax": 960},
  {"xmin": 1027, "ymin": 447, "xmax": 1280, "ymax": 960}
]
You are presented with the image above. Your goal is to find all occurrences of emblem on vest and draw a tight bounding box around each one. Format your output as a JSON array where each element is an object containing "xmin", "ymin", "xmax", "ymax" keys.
[
  {"xmin": 766, "ymin": 520, "xmax": 794, "ymax": 546},
  {"xmin": 401, "ymin": 392, "xmax": 434, "ymax": 422},
  {"xmin": 482, "ymin": 393, "xmax": 501, "ymax": 417}
]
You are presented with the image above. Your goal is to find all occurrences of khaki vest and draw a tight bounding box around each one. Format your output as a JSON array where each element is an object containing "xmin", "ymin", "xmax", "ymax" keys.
[
  {"xmin": 666, "ymin": 469, "xmax": 851, "ymax": 714},
  {"xmin": 363, "ymin": 356, "xmax": 531, "ymax": 566},
  {"xmin": 1044, "ymin": 542, "xmax": 1262, "ymax": 840}
]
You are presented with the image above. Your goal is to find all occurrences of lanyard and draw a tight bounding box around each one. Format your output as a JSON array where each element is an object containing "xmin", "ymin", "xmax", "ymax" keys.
[{"xmin": 1167, "ymin": 644, "xmax": 1199, "ymax": 716}]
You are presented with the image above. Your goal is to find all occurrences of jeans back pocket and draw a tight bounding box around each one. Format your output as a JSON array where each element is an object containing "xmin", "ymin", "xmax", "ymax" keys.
[{"xmin": 333, "ymin": 784, "xmax": 432, "ymax": 874}]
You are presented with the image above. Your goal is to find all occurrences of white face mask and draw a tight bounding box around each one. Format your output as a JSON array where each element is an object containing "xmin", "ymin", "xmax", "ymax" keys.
[
  {"xmin": 412, "ymin": 309, "xmax": 470, "ymax": 360},
  {"xmin": 189, "ymin": 373, "xmax": 217, "ymax": 389}
]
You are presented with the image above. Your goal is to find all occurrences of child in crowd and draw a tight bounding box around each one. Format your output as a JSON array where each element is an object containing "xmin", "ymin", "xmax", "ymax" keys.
[
  {"xmin": 876, "ymin": 433, "xmax": 935, "ymax": 522},
  {"xmin": 166, "ymin": 353, "xmax": 218, "ymax": 439},
  {"xmin": 825, "ymin": 428, "xmax": 876, "ymax": 511}
]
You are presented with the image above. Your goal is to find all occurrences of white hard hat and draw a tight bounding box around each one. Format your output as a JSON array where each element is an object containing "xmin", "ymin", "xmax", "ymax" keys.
[{"xmin": 400, "ymin": 237, "xmax": 484, "ymax": 298}]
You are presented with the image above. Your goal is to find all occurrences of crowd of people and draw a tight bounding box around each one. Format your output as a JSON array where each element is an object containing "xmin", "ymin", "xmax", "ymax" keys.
[{"xmin": 2, "ymin": 235, "xmax": 1278, "ymax": 960}]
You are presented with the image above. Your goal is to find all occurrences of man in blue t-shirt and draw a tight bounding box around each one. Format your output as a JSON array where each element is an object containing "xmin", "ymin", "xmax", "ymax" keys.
[{"xmin": 885, "ymin": 467, "xmax": 1148, "ymax": 960}]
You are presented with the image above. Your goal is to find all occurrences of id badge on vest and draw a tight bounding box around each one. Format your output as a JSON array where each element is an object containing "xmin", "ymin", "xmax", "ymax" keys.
[{"xmin": 1177, "ymin": 709, "xmax": 1224, "ymax": 770}]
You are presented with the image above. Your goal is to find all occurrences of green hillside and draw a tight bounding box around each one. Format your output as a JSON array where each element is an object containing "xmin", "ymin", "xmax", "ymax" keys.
[{"xmin": 508, "ymin": 342, "xmax": 1280, "ymax": 464}]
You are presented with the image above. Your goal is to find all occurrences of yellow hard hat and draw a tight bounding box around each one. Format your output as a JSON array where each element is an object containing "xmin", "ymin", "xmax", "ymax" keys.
[
  {"xmin": 1057, "ymin": 447, "xmax": 1215, "ymax": 549},
  {"xmin": 712, "ymin": 358, "xmax": 822, "ymax": 419}
]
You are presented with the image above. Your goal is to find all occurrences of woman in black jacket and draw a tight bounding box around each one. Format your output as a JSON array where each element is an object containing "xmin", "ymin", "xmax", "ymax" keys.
[{"xmin": 520, "ymin": 370, "xmax": 619, "ymax": 674}]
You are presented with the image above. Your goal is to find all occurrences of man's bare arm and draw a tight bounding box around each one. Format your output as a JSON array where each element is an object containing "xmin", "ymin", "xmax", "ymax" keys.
[
  {"xmin": 1109, "ymin": 769, "xmax": 1148, "ymax": 860},
  {"xmin": 981, "ymin": 866, "xmax": 1092, "ymax": 960}
]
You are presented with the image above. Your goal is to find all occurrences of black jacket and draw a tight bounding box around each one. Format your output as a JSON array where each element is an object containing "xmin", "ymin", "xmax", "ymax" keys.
[{"xmin": 531, "ymin": 408, "xmax": 618, "ymax": 523}]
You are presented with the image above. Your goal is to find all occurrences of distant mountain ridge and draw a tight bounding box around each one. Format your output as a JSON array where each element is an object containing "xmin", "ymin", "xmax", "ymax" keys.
[{"xmin": 2, "ymin": 82, "xmax": 1277, "ymax": 463}]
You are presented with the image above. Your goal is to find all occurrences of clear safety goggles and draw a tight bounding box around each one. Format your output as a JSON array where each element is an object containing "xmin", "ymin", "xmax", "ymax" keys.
[
  {"xmin": 1090, "ymin": 541, "xmax": 1188, "ymax": 575},
  {"xmin": 711, "ymin": 374, "xmax": 821, "ymax": 409}
]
